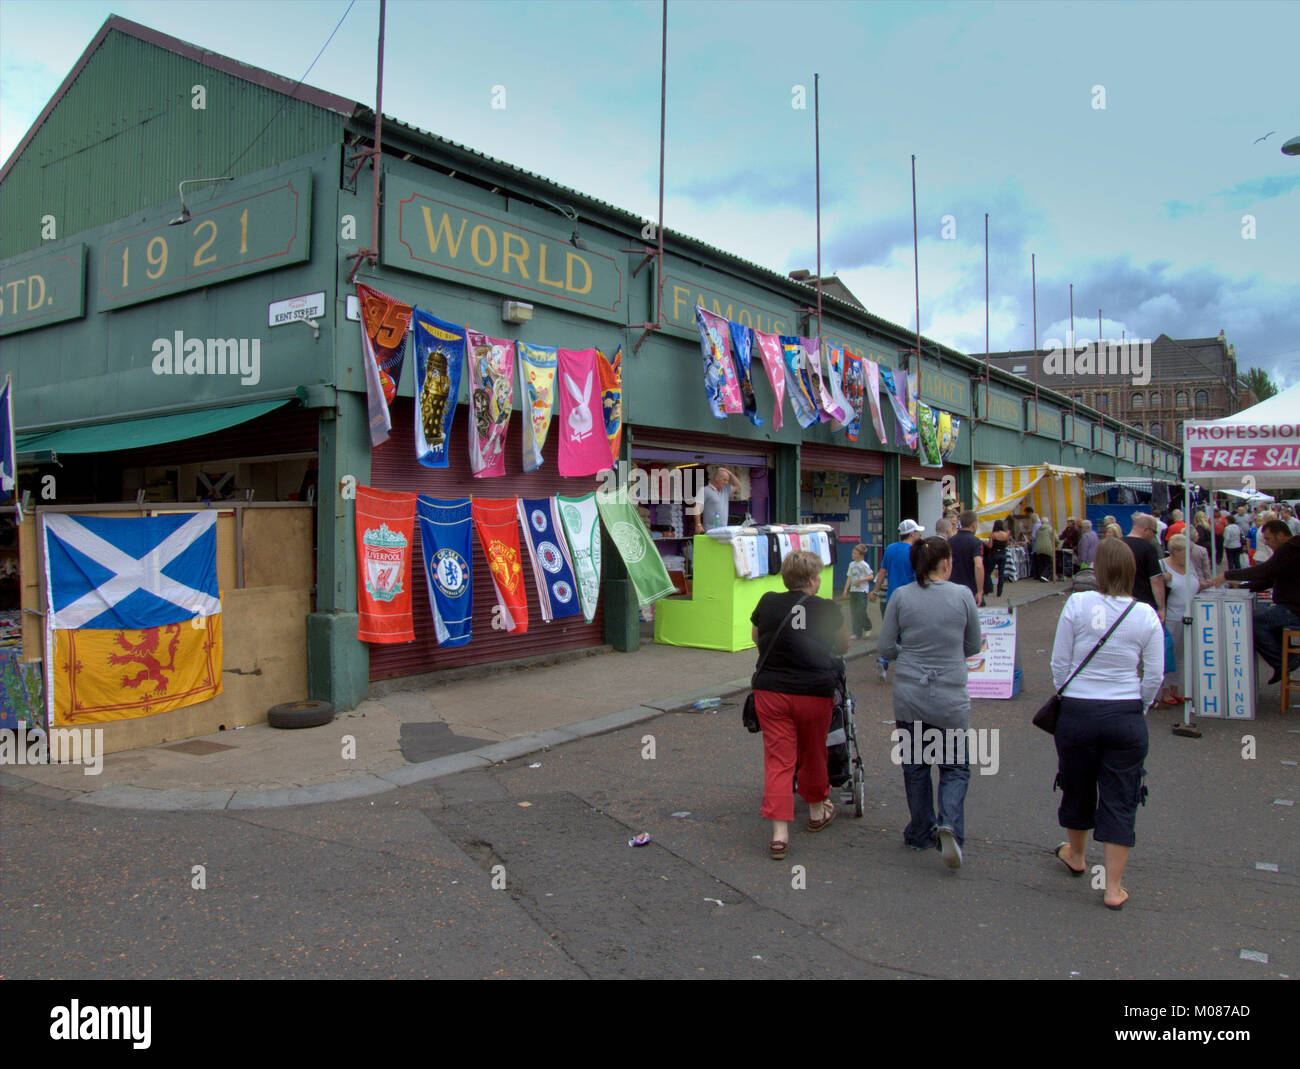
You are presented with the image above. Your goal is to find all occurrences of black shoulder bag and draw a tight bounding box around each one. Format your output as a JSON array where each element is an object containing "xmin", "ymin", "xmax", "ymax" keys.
[
  {"xmin": 1032, "ymin": 600, "xmax": 1136, "ymax": 734},
  {"xmin": 743, "ymin": 595, "xmax": 810, "ymax": 733}
]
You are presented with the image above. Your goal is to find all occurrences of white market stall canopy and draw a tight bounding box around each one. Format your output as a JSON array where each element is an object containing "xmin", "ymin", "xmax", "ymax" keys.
[
  {"xmin": 974, "ymin": 464, "xmax": 1085, "ymax": 536},
  {"xmin": 1184, "ymin": 382, "xmax": 1300, "ymax": 488},
  {"xmin": 1219, "ymin": 487, "xmax": 1275, "ymax": 503}
]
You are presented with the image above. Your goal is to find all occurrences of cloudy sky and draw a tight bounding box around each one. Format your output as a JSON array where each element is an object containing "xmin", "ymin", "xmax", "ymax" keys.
[{"xmin": 3, "ymin": 0, "xmax": 1297, "ymax": 387}]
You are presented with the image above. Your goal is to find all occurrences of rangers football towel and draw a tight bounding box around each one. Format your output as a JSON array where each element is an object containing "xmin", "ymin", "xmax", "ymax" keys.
[
  {"xmin": 356, "ymin": 283, "xmax": 412, "ymax": 447},
  {"xmin": 752, "ymin": 330, "xmax": 785, "ymax": 430},
  {"xmin": 518, "ymin": 497, "xmax": 583, "ymax": 623},
  {"xmin": 594, "ymin": 487, "xmax": 676, "ymax": 607},
  {"xmin": 355, "ymin": 486, "xmax": 417, "ymax": 643},
  {"xmin": 727, "ymin": 321, "xmax": 764, "ymax": 427},
  {"xmin": 557, "ymin": 492, "xmax": 602, "ymax": 623},
  {"xmin": 518, "ymin": 342, "xmax": 558, "ymax": 472},
  {"xmin": 597, "ymin": 346, "xmax": 624, "ymax": 463},
  {"xmin": 417, "ymin": 496, "xmax": 474, "ymax": 647},
  {"xmin": 779, "ymin": 336, "xmax": 820, "ymax": 428},
  {"xmin": 412, "ymin": 309, "xmax": 465, "ymax": 469},
  {"xmin": 557, "ymin": 348, "xmax": 614, "ymax": 477},
  {"xmin": 466, "ymin": 330, "xmax": 514, "ymax": 478},
  {"xmin": 472, "ymin": 497, "xmax": 528, "ymax": 634},
  {"xmin": 695, "ymin": 307, "xmax": 743, "ymax": 418}
]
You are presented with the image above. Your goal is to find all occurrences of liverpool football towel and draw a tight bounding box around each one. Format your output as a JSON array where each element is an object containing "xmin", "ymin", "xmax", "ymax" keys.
[
  {"xmin": 417, "ymin": 496, "xmax": 474, "ymax": 647},
  {"xmin": 412, "ymin": 309, "xmax": 465, "ymax": 469},
  {"xmin": 355, "ymin": 486, "xmax": 417, "ymax": 643},
  {"xmin": 518, "ymin": 497, "xmax": 584, "ymax": 623},
  {"xmin": 557, "ymin": 492, "xmax": 602, "ymax": 623},
  {"xmin": 557, "ymin": 348, "xmax": 614, "ymax": 477},
  {"xmin": 472, "ymin": 497, "xmax": 528, "ymax": 634}
]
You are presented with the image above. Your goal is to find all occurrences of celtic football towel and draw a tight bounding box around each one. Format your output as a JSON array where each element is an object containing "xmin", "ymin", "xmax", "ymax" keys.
[
  {"xmin": 727, "ymin": 321, "xmax": 764, "ymax": 427},
  {"xmin": 557, "ymin": 492, "xmax": 602, "ymax": 622},
  {"xmin": 695, "ymin": 307, "xmax": 742, "ymax": 418},
  {"xmin": 466, "ymin": 330, "xmax": 514, "ymax": 478},
  {"xmin": 752, "ymin": 330, "xmax": 785, "ymax": 430},
  {"xmin": 779, "ymin": 336, "xmax": 820, "ymax": 428},
  {"xmin": 417, "ymin": 496, "xmax": 474, "ymax": 647},
  {"xmin": 357, "ymin": 283, "xmax": 412, "ymax": 447},
  {"xmin": 472, "ymin": 497, "xmax": 528, "ymax": 634},
  {"xmin": 518, "ymin": 497, "xmax": 583, "ymax": 623},
  {"xmin": 518, "ymin": 342, "xmax": 558, "ymax": 473},
  {"xmin": 595, "ymin": 487, "xmax": 676, "ymax": 607},
  {"xmin": 412, "ymin": 309, "xmax": 464, "ymax": 469},
  {"xmin": 356, "ymin": 486, "xmax": 417, "ymax": 643}
]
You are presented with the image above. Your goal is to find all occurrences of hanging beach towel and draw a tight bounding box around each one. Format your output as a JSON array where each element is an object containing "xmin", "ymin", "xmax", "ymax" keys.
[
  {"xmin": 518, "ymin": 341, "xmax": 558, "ymax": 473},
  {"xmin": 465, "ymin": 330, "xmax": 515, "ymax": 478},
  {"xmin": 412, "ymin": 309, "xmax": 464, "ymax": 469},
  {"xmin": 695, "ymin": 306, "xmax": 743, "ymax": 418},
  {"xmin": 862, "ymin": 355, "xmax": 889, "ymax": 445},
  {"xmin": 752, "ymin": 330, "xmax": 785, "ymax": 430},
  {"xmin": 355, "ymin": 486, "xmax": 417, "ymax": 643},
  {"xmin": 518, "ymin": 497, "xmax": 584, "ymax": 623},
  {"xmin": 594, "ymin": 486, "xmax": 676, "ymax": 607},
  {"xmin": 821, "ymin": 342, "xmax": 852, "ymax": 426},
  {"xmin": 598, "ymin": 345, "xmax": 624, "ymax": 462},
  {"xmin": 558, "ymin": 348, "xmax": 615, "ymax": 477},
  {"xmin": 779, "ymin": 336, "xmax": 820, "ymax": 428},
  {"xmin": 727, "ymin": 321, "xmax": 764, "ymax": 427},
  {"xmin": 557, "ymin": 492, "xmax": 602, "ymax": 623},
  {"xmin": 417, "ymin": 495, "xmax": 474, "ymax": 647},
  {"xmin": 472, "ymin": 497, "xmax": 528, "ymax": 634},
  {"xmin": 881, "ymin": 367, "xmax": 919, "ymax": 451},
  {"xmin": 356, "ymin": 283, "xmax": 412, "ymax": 447},
  {"xmin": 842, "ymin": 350, "xmax": 865, "ymax": 442}
]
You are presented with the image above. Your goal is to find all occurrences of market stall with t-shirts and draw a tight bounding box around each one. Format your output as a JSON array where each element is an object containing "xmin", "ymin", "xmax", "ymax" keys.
[{"xmin": 1181, "ymin": 383, "xmax": 1300, "ymax": 723}]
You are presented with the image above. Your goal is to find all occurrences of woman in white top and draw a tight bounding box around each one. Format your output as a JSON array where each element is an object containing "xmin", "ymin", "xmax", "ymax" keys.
[
  {"xmin": 1049, "ymin": 538, "xmax": 1164, "ymax": 910},
  {"xmin": 1158, "ymin": 534, "xmax": 1200, "ymax": 705}
]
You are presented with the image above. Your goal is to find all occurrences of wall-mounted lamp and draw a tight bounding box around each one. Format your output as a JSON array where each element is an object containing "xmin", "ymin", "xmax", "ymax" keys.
[
  {"xmin": 502, "ymin": 299, "xmax": 533, "ymax": 325},
  {"xmin": 168, "ymin": 176, "xmax": 234, "ymax": 225}
]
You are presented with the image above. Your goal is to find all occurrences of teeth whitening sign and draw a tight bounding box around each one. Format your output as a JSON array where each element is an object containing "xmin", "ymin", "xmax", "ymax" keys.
[{"xmin": 1193, "ymin": 590, "xmax": 1255, "ymax": 720}]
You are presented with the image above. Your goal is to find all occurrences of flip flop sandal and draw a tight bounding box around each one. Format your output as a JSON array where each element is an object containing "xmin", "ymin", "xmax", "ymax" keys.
[
  {"xmin": 1054, "ymin": 843, "xmax": 1086, "ymax": 877},
  {"xmin": 806, "ymin": 801, "xmax": 836, "ymax": 833},
  {"xmin": 769, "ymin": 840, "xmax": 788, "ymax": 861}
]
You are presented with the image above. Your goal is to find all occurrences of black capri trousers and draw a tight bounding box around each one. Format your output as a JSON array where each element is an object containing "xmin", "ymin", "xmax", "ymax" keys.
[{"xmin": 1055, "ymin": 697, "xmax": 1148, "ymax": 847}]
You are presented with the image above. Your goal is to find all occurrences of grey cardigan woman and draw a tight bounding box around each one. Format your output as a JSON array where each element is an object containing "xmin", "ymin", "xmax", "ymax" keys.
[{"xmin": 877, "ymin": 536, "xmax": 983, "ymax": 869}]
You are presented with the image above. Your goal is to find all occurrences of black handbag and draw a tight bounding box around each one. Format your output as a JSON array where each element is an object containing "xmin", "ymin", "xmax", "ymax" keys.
[
  {"xmin": 743, "ymin": 595, "xmax": 810, "ymax": 733},
  {"xmin": 1033, "ymin": 600, "xmax": 1136, "ymax": 734}
]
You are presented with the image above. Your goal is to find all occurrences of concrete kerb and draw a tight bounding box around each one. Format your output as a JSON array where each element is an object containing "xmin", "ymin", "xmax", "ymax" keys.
[{"xmin": 4, "ymin": 582, "xmax": 1069, "ymax": 812}]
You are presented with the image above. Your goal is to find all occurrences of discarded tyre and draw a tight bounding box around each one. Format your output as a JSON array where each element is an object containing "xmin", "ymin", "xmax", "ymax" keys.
[{"xmin": 266, "ymin": 700, "xmax": 335, "ymax": 729}]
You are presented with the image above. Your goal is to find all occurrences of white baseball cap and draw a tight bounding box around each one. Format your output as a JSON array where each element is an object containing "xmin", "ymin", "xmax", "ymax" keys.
[{"xmin": 898, "ymin": 519, "xmax": 925, "ymax": 535}]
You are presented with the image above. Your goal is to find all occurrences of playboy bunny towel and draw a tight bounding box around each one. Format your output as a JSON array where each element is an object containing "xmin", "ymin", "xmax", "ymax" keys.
[{"xmin": 557, "ymin": 348, "xmax": 613, "ymax": 477}]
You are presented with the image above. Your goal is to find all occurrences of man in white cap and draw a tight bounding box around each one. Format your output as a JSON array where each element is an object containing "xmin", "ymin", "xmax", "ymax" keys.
[{"xmin": 869, "ymin": 519, "xmax": 924, "ymax": 681}]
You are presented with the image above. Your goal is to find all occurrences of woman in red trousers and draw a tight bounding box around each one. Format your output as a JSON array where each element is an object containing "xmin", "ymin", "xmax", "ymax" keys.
[{"xmin": 750, "ymin": 549, "xmax": 850, "ymax": 859}]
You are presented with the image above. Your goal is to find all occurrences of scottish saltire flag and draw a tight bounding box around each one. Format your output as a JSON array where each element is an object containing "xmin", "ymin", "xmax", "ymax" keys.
[
  {"xmin": 43, "ymin": 512, "xmax": 219, "ymax": 630},
  {"xmin": 0, "ymin": 377, "xmax": 17, "ymax": 520}
]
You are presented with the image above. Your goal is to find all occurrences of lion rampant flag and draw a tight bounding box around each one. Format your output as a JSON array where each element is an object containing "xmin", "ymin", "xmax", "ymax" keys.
[{"xmin": 51, "ymin": 614, "xmax": 223, "ymax": 726}]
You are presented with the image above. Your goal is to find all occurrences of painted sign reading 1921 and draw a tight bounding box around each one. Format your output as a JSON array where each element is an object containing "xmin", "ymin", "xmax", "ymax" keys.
[
  {"xmin": 97, "ymin": 170, "xmax": 312, "ymax": 310},
  {"xmin": 385, "ymin": 172, "xmax": 624, "ymax": 323},
  {"xmin": 0, "ymin": 243, "xmax": 86, "ymax": 336}
]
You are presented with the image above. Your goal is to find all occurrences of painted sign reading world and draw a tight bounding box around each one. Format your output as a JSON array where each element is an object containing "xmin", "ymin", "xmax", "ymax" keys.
[
  {"xmin": 386, "ymin": 172, "xmax": 624, "ymax": 323},
  {"xmin": 97, "ymin": 170, "xmax": 312, "ymax": 310},
  {"xmin": 0, "ymin": 243, "xmax": 86, "ymax": 336}
]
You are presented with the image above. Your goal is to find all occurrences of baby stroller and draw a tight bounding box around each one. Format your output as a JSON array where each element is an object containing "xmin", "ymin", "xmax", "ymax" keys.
[{"xmin": 826, "ymin": 661, "xmax": 867, "ymax": 817}]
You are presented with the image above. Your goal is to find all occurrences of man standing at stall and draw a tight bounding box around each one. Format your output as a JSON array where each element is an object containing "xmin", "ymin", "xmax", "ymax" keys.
[
  {"xmin": 695, "ymin": 467, "xmax": 736, "ymax": 534},
  {"xmin": 1210, "ymin": 519, "xmax": 1300, "ymax": 685}
]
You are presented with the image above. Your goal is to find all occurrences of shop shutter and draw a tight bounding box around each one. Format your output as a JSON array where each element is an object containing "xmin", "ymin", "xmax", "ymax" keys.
[
  {"xmin": 628, "ymin": 424, "xmax": 775, "ymax": 461},
  {"xmin": 798, "ymin": 442, "xmax": 884, "ymax": 475},
  {"xmin": 368, "ymin": 398, "xmax": 606, "ymax": 681},
  {"xmin": 899, "ymin": 457, "xmax": 963, "ymax": 482},
  {"xmin": 115, "ymin": 404, "xmax": 319, "ymax": 467}
]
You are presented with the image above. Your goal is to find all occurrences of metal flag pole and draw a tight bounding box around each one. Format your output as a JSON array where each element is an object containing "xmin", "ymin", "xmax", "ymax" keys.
[
  {"xmin": 1031, "ymin": 253, "xmax": 1039, "ymax": 430},
  {"xmin": 815, "ymin": 73, "xmax": 823, "ymax": 344},
  {"xmin": 1069, "ymin": 283, "xmax": 1077, "ymax": 429},
  {"xmin": 984, "ymin": 213, "xmax": 990, "ymax": 399},
  {"xmin": 912, "ymin": 155, "xmax": 921, "ymax": 371}
]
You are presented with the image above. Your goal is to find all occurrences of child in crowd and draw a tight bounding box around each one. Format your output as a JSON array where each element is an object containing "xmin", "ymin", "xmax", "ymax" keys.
[{"xmin": 843, "ymin": 543, "xmax": 875, "ymax": 638}]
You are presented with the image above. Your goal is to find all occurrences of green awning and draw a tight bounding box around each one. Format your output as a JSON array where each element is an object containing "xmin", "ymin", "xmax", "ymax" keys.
[{"xmin": 16, "ymin": 400, "xmax": 289, "ymax": 457}]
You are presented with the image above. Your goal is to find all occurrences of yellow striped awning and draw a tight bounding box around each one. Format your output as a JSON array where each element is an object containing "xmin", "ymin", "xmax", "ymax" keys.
[{"xmin": 974, "ymin": 464, "xmax": 1086, "ymax": 538}]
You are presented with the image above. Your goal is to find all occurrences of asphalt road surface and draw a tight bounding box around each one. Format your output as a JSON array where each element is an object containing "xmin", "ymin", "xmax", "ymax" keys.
[{"xmin": 3, "ymin": 594, "xmax": 1296, "ymax": 980}]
